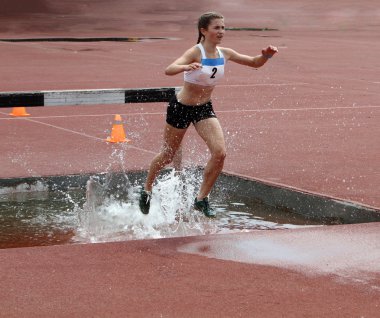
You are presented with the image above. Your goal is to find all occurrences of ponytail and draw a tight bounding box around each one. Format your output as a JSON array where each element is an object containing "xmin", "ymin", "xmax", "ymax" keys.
[{"xmin": 197, "ymin": 31, "xmax": 204, "ymax": 44}]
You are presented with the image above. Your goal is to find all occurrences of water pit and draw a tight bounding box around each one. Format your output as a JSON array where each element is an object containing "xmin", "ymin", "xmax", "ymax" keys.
[{"xmin": 1, "ymin": 168, "xmax": 378, "ymax": 249}]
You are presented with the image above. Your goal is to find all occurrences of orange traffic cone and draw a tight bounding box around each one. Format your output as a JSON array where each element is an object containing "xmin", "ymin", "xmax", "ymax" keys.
[
  {"xmin": 106, "ymin": 114, "xmax": 130, "ymax": 143},
  {"xmin": 10, "ymin": 107, "xmax": 30, "ymax": 117}
]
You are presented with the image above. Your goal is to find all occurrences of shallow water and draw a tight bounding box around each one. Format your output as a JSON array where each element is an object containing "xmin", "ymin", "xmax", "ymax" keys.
[{"xmin": 0, "ymin": 169, "xmax": 320, "ymax": 249}]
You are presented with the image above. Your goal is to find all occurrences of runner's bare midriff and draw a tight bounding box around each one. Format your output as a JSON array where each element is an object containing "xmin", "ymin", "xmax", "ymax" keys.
[{"xmin": 176, "ymin": 82, "xmax": 215, "ymax": 106}]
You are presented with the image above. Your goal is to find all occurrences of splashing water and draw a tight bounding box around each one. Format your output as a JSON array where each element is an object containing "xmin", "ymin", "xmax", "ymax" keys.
[{"xmin": 76, "ymin": 169, "xmax": 218, "ymax": 243}]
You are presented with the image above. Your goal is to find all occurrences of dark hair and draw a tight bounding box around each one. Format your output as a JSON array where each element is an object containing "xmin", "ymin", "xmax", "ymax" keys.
[{"xmin": 197, "ymin": 12, "xmax": 224, "ymax": 44}]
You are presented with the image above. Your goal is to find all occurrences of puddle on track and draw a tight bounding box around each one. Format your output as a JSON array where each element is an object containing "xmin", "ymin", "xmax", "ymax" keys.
[{"xmin": 0, "ymin": 170, "xmax": 322, "ymax": 249}]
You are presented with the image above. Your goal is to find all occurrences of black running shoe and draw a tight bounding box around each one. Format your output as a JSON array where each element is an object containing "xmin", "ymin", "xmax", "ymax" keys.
[
  {"xmin": 139, "ymin": 189, "xmax": 152, "ymax": 215},
  {"xmin": 194, "ymin": 197, "xmax": 216, "ymax": 218}
]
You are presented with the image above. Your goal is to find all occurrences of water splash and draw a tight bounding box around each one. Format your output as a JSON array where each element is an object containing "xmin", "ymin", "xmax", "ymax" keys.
[{"xmin": 76, "ymin": 168, "xmax": 218, "ymax": 243}]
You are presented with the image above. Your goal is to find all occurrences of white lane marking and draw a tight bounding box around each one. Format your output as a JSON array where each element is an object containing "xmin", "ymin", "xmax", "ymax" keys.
[
  {"xmin": 218, "ymin": 82, "xmax": 309, "ymax": 87},
  {"xmin": 1, "ymin": 104, "xmax": 379, "ymax": 121},
  {"xmin": 2, "ymin": 116, "xmax": 157, "ymax": 155}
]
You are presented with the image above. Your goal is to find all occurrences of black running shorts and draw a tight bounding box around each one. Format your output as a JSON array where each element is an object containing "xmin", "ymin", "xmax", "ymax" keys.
[{"xmin": 166, "ymin": 95, "xmax": 217, "ymax": 129}]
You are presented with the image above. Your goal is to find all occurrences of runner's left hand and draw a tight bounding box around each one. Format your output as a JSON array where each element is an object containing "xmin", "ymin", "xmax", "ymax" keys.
[{"xmin": 262, "ymin": 45, "xmax": 278, "ymax": 57}]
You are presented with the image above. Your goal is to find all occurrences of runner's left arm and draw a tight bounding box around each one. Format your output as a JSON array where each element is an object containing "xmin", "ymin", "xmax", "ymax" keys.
[{"xmin": 223, "ymin": 46, "xmax": 278, "ymax": 68}]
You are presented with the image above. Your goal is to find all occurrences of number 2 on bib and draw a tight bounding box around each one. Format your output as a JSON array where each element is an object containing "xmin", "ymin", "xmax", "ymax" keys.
[{"xmin": 210, "ymin": 67, "xmax": 217, "ymax": 78}]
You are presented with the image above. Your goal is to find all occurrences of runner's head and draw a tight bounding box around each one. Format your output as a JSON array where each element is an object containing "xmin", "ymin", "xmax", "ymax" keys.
[{"xmin": 197, "ymin": 12, "xmax": 224, "ymax": 44}]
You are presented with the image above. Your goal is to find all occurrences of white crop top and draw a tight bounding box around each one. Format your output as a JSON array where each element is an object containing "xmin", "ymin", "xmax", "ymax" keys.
[{"xmin": 184, "ymin": 43, "xmax": 225, "ymax": 86}]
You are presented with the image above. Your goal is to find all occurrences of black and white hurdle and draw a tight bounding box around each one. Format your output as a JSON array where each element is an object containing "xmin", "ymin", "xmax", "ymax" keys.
[{"xmin": 0, "ymin": 87, "xmax": 178, "ymax": 107}]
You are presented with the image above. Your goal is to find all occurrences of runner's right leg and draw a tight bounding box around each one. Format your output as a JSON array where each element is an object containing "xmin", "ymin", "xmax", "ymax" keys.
[
  {"xmin": 139, "ymin": 124, "xmax": 186, "ymax": 214},
  {"xmin": 144, "ymin": 124, "xmax": 187, "ymax": 192}
]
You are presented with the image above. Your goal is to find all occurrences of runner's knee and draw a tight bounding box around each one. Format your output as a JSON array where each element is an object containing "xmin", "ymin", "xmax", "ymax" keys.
[
  {"xmin": 211, "ymin": 148, "xmax": 226, "ymax": 163},
  {"xmin": 160, "ymin": 148, "xmax": 177, "ymax": 165}
]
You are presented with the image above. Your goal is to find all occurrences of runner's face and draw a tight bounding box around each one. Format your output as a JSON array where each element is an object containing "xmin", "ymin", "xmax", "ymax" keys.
[{"xmin": 202, "ymin": 18, "xmax": 225, "ymax": 44}]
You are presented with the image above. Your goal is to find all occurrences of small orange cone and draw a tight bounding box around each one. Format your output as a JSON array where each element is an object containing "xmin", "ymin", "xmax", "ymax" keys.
[
  {"xmin": 106, "ymin": 114, "xmax": 130, "ymax": 143},
  {"xmin": 10, "ymin": 107, "xmax": 30, "ymax": 117}
]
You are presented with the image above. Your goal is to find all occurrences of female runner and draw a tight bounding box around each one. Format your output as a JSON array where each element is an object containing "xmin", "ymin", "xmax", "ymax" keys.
[{"xmin": 140, "ymin": 12, "xmax": 278, "ymax": 217}]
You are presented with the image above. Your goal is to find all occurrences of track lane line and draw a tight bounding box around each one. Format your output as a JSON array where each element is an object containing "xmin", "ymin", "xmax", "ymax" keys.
[{"xmin": 1, "ymin": 104, "xmax": 379, "ymax": 121}]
